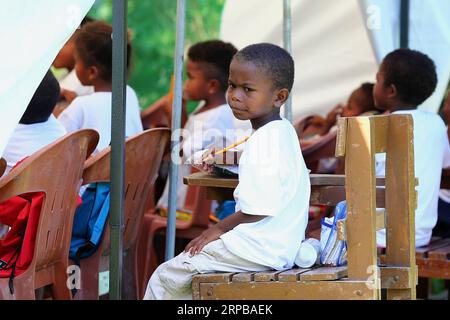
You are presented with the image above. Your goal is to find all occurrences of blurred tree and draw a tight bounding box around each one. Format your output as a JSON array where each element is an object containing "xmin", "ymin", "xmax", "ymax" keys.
[{"xmin": 89, "ymin": 0, "xmax": 225, "ymax": 112}]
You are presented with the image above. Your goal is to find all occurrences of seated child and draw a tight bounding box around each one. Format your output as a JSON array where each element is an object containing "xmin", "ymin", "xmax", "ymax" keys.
[
  {"xmin": 301, "ymin": 82, "xmax": 378, "ymax": 145},
  {"xmin": 144, "ymin": 43, "xmax": 311, "ymax": 300},
  {"xmin": 373, "ymin": 49, "xmax": 450, "ymax": 247},
  {"xmin": 58, "ymin": 21, "xmax": 143, "ymax": 153},
  {"xmin": 0, "ymin": 70, "xmax": 66, "ymax": 238},
  {"xmin": 2, "ymin": 70, "xmax": 67, "ymax": 176},
  {"xmin": 52, "ymin": 16, "xmax": 95, "ymax": 115},
  {"xmin": 153, "ymin": 40, "xmax": 239, "ymax": 210}
]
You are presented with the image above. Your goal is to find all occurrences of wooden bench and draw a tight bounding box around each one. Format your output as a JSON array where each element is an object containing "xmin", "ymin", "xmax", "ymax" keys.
[{"xmin": 190, "ymin": 114, "xmax": 417, "ymax": 300}]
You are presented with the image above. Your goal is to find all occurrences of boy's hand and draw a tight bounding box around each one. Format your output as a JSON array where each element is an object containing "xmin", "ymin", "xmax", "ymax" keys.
[
  {"xmin": 201, "ymin": 147, "xmax": 216, "ymax": 173},
  {"xmin": 184, "ymin": 226, "xmax": 224, "ymax": 256}
]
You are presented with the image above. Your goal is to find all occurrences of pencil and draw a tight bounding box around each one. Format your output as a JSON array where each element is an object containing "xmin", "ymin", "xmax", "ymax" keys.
[{"xmin": 213, "ymin": 137, "xmax": 250, "ymax": 156}]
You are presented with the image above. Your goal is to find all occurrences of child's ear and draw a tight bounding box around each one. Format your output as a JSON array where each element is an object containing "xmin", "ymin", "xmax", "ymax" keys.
[
  {"xmin": 88, "ymin": 66, "xmax": 100, "ymax": 82},
  {"xmin": 387, "ymin": 84, "xmax": 398, "ymax": 99},
  {"xmin": 273, "ymin": 88, "xmax": 290, "ymax": 108},
  {"xmin": 207, "ymin": 79, "xmax": 221, "ymax": 95}
]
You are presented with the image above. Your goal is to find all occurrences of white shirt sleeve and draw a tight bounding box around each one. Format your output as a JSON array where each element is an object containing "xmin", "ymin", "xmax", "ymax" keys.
[{"xmin": 58, "ymin": 100, "xmax": 83, "ymax": 133}]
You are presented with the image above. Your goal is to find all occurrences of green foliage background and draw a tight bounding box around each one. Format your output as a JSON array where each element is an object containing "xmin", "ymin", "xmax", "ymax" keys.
[{"xmin": 89, "ymin": 0, "xmax": 225, "ymax": 111}]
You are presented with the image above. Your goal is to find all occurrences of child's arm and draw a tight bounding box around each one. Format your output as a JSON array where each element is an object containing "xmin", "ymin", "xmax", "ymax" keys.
[{"xmin": 185, "ymin": 211, "xmax": 267, "ymax": 255}]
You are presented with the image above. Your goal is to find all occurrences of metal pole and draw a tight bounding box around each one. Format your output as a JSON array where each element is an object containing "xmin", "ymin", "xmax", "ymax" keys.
[
  {"xmin": 283, "ymin": 0, "xmax": 293, "ymax": 123},
  {"xmin": 400, "ymin": 0, "xmax": 409, "ymax": 48},
  {"xmin": 165, "ymin": 0, "xmax": 186, "ymax": 261},
  {"xmin": 110, "ymin": 0, "xmax": 127, "ymax": 300}
]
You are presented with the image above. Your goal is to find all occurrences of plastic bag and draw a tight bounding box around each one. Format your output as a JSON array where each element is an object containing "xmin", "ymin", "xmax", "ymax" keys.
[{"xmin": 320, "ymin": 201, "xmax": 348, "ymax": 266}]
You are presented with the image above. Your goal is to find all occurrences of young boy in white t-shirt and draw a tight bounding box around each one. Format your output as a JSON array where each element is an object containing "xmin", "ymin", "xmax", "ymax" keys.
[
  {"xmin": 58, "ymin": 21, "xmax": 143, "ymax": 153},
  {"xmin": 372, "ymin": 49, "xmax": 450, "ymax": 247},
  {"xmin": 149, "ymin": 40, "xmax": 241, "ymax": 210},
  {"xmin": 143, "ymin": 43, "xmax": 311, "ymax": 300}
]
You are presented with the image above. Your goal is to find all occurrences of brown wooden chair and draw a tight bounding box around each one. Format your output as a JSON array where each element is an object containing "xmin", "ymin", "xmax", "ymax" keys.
[
  {"xmin": 0, "ymin": 158, "xmax": 6, "ymax": 177},
  {"xmin": 192, "ymin": 114, "xmax": 417, "ymax": 300},
  {"xmin": 301, "ymin": 131, "xmax": 338, "ymax": 174},
  {"xmin": 0, "ymin": 129, "xmax": 99, "ymax": 299},
  {"xmin": 72, "ymin": 128, "xmax": 170, "ymax": 300},
  {"xmin": 137, "ymin": 166, "xmax": 213, "ymax": 298}
]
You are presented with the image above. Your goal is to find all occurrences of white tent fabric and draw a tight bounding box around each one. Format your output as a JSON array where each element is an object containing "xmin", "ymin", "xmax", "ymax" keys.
[
  {"xmin": 0, "ymin": 0, "xmax": 94, "ymax": 156},
  {"xmin": 220, "ymin": 0, "xmax": 450, "ymax": 125},
  {"xmin": 220, "ymin": 0, "xmax": 379, "ymax": 124},
  {"xmin": 360, "ymin": 0, "xmax": 450, "ymax": 113}
]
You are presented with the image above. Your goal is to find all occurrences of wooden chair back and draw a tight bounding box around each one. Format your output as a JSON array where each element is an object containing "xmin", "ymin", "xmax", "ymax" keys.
[
  {"xmin": 336, "ymin": 114, "xmax": 417, "ymax": 299},
  {"xmin": 0, "ymin": 129, "xmax": 98, "ymax": 299},
  {"xmin": 302, "ymin": 131, "xmax": 337, "ymax": 173}
]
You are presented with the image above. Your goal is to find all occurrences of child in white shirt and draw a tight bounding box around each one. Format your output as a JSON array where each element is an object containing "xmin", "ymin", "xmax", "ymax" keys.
[
  {"xmin": 152, "ymin": 40, "xmax": 241, "ymax": 210},
  {"xmin": 144, "ymin": 43, "xmax": 311, "ymax": 300},
  {"xmin": 58, "ymin": 21, "xmax": 143, "ymax": 153},
  {"xmin": 372, "ymin": 49, "xmax": 450, "ymax": 247},
  {"xmin": 2, "ymin": 71, "xmax": 67, "ymax": 176}
]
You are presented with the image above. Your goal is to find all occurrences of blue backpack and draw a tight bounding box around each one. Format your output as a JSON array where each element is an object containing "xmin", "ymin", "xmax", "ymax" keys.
[{"xmin": 69, "ymin": 183, "xmax": 110, "ymax": 264}]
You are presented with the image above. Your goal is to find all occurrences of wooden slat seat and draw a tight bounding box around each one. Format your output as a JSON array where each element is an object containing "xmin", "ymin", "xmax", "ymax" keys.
[{"xmin": 415, "ymin": 238, "xmax": 450, "ymax": 279}]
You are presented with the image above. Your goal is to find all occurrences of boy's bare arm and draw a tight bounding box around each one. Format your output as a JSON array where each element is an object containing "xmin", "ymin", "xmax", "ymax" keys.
[
  {"xmin": 443, "ymin": 92, "xmax": 450, "ymax": 141},
  {"xmin": 185, "ymin": 211, "xmax": 267, "ymax": 255}
]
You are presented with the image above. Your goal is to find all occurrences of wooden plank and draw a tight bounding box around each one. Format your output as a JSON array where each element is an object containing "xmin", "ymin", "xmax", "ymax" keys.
[
  {"xmin": 415, "ymin": 238, "xmax": 450, "ymax": 259},
  {"xmin": 253, "ymin": 271, "xmax": 283, "ymax": 282},
  {"xmin": 278, "ymin": 268, "xmax": 311, "ymax": 282},
  {"xmin": 232, "ymin": 272, "xmax": 255, "ymax": 283},
  {"xmin": 416, "ymin": 259, "xmax": 450, "ymax": 279},
  {"xmin": 310, "ymin": 185, "xmax": 386, "ymax": 207},
  {"xmin": 371, "ymin": 115, "xmax": 389, "ymax": 153},
  {"xmin": 344, "ymin": 117, "xmax": 379, "ymax": 284},
  {"xmin": 206, "ymin": 187, "xmax": 234, "ymax": 201},
  {"xmin": 197, "ymin": 280, "xmax": 377, "ymax": 300},
  {"xmin": 427, "ymin": 243, "xmax": 450, "ymax": 260},
  {"xmin": 192, "ymin": 273, "xmax": 235, "ymax": 300},
  {"xmin": 184, "ymin": 172, "xmax": 238, "ymax": 188},
  {"xmin": 300, "ymin": 266, "xmax": 348, "ymax": 281},
  {"xmin": 376, "ymin": 209, "xmax": 385, "ymax": 230},
  {"xmin": 384, "ymin": 114, "xmax": 416, "ymax": 300},
  {"xmin": 335, "ymin": 117, "xmax": 347, "ymax": 157},
  {"xmin": 380, "ymin": 267, "xmax": 417, "ymax": 289}
]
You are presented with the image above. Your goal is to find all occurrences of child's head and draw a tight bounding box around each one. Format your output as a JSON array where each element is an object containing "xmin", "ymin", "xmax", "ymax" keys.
[
  {"xmin": 20, "ymin": 71, "xmax": 60, "ymax": 124},
  {"xmin": 373, "ymin": 49, "xmax": 437, "ymax": 111},
  {"xmin": 184, "ymin": 40, "xmax": 237, "ymax": 101},
  {"xmin": 227, "ymin": 43, "xmax": 294, "ymax": 121},
  {"xmin": 341, "ymin": 82, "xmax": 375, "ymax": 117},
  {"xmin": 52, "ymin": 17, "xmax": 94, "ymax": 70},
  {"xmin": 74, "ymin": 21, "xmax": 132, "ymax": 86}
]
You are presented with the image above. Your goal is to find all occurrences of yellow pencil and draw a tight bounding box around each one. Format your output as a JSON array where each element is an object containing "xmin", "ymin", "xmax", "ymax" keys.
[{"xmin": 213, "ymin": 137, "xmax": 250, "ymax": 156}]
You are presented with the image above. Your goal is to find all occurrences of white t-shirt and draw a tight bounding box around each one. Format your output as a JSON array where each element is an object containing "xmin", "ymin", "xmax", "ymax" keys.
[
  {"xmin": 220, "ymin": 119, "xmax": 311, "ymax": 270},
  {"xmin": 59, "ymin": 69, "xmax": 94, "ymax": 97},
  {"xmin": 375, "ymin": 109, "xmax": 450, "ymax": 247},
  {"xmin": 157, "ymin": 103, "xmax": 239, "ymax": 209},
  {"xmin": 58, "ymin": 86, "xmax": 143, "ymax": 153},
  {"xmin": 1, "ymin": 115, "xmax": 67, "ymax": 176}
]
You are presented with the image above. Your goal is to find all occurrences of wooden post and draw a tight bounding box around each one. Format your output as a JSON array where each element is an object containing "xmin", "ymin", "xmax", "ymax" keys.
[
  {"xmin": 343, "ymin": 117, "xmax": 380, "ymax": 299},
  {"xmin": 385, "ymin": 115, "xmax": 416, "ymax": 299}
]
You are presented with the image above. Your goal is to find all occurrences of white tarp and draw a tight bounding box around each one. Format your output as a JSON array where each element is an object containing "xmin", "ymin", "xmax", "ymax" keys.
[
  {"xmin": 220, "ymin": 0, "xmax": 450, "ymax": 123},
  {"xmin": 0, "ymin": 0, "xmax": 94, "ymax": 155},
  {"xmin": 220, "ymin": 0, "xmax": 378, "ymax": 123},
  {"xmin": 360, "ymin": 0, "xmax": 450, "ymax": 113}
]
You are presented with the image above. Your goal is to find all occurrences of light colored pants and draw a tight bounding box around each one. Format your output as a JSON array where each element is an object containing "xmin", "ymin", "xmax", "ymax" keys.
[{"xmin": 143, "ymin": 239, "xmax": 270, "ymax": 300}]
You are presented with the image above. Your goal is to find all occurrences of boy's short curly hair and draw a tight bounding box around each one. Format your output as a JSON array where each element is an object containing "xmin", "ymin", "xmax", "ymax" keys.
[
  {"xmin": 382, "ymin": 49, "xmax": 437, "ymax": 106},
  {"xmin": 75, "ymin": 21, "xmax": 132, "ymax": 82},
  {"xmin": 188, "ymin": 40, "xmax": 237, "ymax": 91},
  {"xmin": 233, "ymin": 43, "xmax": 295, "ymax": 92}
]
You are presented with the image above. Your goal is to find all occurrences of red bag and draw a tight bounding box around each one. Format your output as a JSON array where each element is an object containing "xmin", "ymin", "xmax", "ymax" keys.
[{"xmin": 0, "ymin": 192, "xmax": 44, "ymax": 279}]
